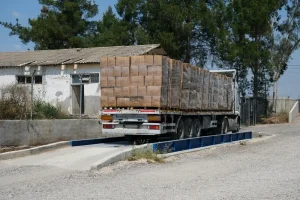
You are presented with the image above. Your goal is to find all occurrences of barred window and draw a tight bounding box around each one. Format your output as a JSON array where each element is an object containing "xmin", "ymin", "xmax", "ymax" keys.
[{"xmin": 72, "ymin": 73, "xmax": 99, "ymax": 84}]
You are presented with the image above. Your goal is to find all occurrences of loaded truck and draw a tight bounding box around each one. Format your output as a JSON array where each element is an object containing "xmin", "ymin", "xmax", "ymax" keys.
[{"xmin": 100, "ymin": 55, "xmax": 240, "ymax": 141}]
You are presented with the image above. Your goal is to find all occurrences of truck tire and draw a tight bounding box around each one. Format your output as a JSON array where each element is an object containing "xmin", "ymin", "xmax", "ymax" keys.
[
  {"xmin": 193, "ymin": 118, "xmax": 202, "ymax": 137},
  {"xmin": 185, "ymin": 118, "xmax": 193, "ymax": 138},
  {"xmin": 221, "ymin": 118, "xmax": 229, "ymax": 134},
  {"xmin": 177, "ymin": 119, "xmax": 185, "ymax": 139},
  {"xmin": 232, "ymin": 117, "xmax": 240, "ymax": 133}
]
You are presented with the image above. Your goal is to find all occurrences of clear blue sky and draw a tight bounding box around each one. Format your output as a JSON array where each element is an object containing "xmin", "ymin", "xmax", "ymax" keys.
[{"xmin": 0, "ymin": 0, "xmax": 299, "ymax": 99}]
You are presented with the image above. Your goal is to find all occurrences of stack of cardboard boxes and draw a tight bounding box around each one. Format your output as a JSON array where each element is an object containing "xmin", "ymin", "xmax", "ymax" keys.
[{"xmin": 100, "ymin": 55, "xmax": 233, "ymax": 111}]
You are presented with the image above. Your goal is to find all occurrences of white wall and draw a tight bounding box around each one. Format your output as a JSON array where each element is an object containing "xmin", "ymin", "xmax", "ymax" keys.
[{"xmin": 0, "ymin": 63, "xmax": 100, "ymax": 116}]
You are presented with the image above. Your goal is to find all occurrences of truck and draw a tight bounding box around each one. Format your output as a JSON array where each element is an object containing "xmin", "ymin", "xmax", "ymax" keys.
[{"xmin": 100, "ymin": 55, "xmax": 240, "ymax": 142}]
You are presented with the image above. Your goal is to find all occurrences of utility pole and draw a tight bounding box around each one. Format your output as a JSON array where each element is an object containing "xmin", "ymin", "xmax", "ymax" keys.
[{"xmin": 30, "ymin": 70, "xmax": 36, "ymax": 120}]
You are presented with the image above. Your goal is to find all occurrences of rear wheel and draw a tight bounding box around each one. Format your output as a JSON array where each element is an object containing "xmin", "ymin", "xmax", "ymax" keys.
[
  {"xmin": 177, "ymin": 119, "xmax": 185, "ymax": 139},
  {"xmin": 193, "ymin": 118, "xmax": 202, "ymax": 137},
  {"xmin": 185, "ymin": 118, "xmax": 193, "ymax": 138},
  {"xmin": 221, "ymin": 119, "xmax": 229, "ymax": 134},
  {"xmin": 232, "ymin": 118, "xmax": 240, "ymax": 133}
]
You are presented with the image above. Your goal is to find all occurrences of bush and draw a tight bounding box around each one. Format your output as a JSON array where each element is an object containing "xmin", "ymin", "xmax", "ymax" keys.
[
  {"xmin": 261, "ymin": 110, "xmax": 289, "ymax": 124},
  {"xmin": 0, "ymin": 84, "xmax": 30, "ymax": 120},
  {"xmin": 0, "ymin": 84, "xmax": 70, "ymax": 120}
]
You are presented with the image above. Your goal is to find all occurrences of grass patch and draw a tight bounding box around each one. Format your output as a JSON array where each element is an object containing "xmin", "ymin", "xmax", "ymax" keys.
[
  {"xmin": 261, "ymin": 111, "xmax": 289, "ymax": 124},
  {"xmin": 128, "ymin": 147, "xmax": 165, "ymax": 163},
  {"xmin": 239, "ymin": 141, "xmax": 247, "ymax": 146}
]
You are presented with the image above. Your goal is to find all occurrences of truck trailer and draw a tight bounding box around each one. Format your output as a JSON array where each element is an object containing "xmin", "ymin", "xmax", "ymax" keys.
[{"xmin": 100, "ymin": 55, "xmax": 240, "ymax": 141}]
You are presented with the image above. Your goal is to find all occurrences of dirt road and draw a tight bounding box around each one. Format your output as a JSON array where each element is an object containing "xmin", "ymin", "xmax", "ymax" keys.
[{"xmin": 1, "ymin": 120, "xmax": 300, "ymax": 200}]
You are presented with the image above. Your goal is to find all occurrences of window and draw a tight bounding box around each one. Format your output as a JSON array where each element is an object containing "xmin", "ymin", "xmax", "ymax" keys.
[
  {"xmin": 35, "ymin": 76, "xmax": 43, "ymax": 84},
  {"xmin": 17, "ymin": 75, "xmax": 43, "ymax": 84},
  {"xmin": 17, "ymin": 76, "xmax": 25, "ymax": 84},
  {"xmin": 72, "ymin": 73, "xmax": 99, "ymax": 84},
  {"xmin": 90, "ymin": 73, "xmax": 99, "ymax": 83}
]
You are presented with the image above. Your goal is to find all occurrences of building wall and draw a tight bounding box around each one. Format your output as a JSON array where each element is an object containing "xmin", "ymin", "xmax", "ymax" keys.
[{"xmin": 0, "ymin": 64, "xmax": 100, "ymax": 116}]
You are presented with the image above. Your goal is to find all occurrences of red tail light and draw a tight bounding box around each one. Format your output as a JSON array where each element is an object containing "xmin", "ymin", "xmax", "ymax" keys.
[
  {"xmin": 103, "ymin": 124, "xmax": 114, "ymax": 129},
  {"xmin": 149, "ymin": 125, "xmax": 160, "ymax": 130}
]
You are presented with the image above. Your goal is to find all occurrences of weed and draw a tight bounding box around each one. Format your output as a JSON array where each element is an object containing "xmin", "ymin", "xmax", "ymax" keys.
[
  {"xmin": 261, "ymin": 110, "xmax": 288, "ymax": 124},
  {"xmin": 128, "ymin": 146, "xmax": 165, "ymax": 163},
  {"xmin": 239, "ymin": 141, "xmax": 247, "ymax": 146}
]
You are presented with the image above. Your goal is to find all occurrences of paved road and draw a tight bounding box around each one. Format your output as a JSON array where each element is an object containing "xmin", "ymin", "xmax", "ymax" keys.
[
  {"xmin": 1, "ymin": 119, "xmax": 300, "ymax": 200},
  {"xmin": 1, "ymin": 142, "xmax": 130, "ymax": 171}
]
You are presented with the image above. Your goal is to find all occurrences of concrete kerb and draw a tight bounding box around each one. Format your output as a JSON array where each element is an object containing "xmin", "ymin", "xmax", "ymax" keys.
[
  {"xmin": 0, "ymin": 141, "xmax": 69, "ymax": 160},
  {"xmin": 90, "ymin": 144, "xmax": 152, "ymax": 170}
]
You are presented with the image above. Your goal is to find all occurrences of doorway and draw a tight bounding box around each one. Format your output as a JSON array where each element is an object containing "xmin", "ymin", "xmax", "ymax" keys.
[{"xmin": 72, "ymin": 85, "xmax": 84, "ymax": 115}]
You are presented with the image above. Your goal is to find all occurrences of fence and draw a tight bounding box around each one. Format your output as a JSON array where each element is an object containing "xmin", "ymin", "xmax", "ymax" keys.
[{"xmin": 241, "ymin": 97, "xmax": 298, "ymax": 126}]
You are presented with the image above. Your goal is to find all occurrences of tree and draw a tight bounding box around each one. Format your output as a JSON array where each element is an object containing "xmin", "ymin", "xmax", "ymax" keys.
[
  {"xmin": 0, "ymin": 0, "xmax": 98, "ymax": 50},
  {"xmin": 270, "ymin": 0, "xmax": 300, "ymax": 111},
  {"xmin": 86, "ymin": 6, "xmax": 130, "ymax": 47}
]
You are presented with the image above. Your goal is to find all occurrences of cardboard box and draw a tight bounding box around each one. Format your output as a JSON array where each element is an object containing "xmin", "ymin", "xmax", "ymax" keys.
[
  {"xmin": 153, "ymin": 76, "xmax": 162, "ymax": 86},
  {"xmin": 129, "ymin": 86, "xmax": 138, "ymax": 96},
  {"xmin": 154, "ymin": 55, "xmax": 163, "ymax": 65},
  {"xmin": 144, "ymin": 55, "xmax": 154, "ymax": 65},
  {"xmin": 122, "ymin": 67, "xmax": 130, "ymax": 77},
  {"xmin": 147, "ymin": 86, "xmax": 162, "ymax": 96},
  {"xmin": 130, "ymin": 97, "xmax": 152, "ymax": 107},
  {"xmin": 100, "ymin": 77, "xmax": 107, "ymax": 87},
  {"xmin": 152, "ymin": 96, "xmax": 161, "ymax": 107},
  {"xmin": 145, "ymin": 76, "xmax": 154, "ymax": 86},
  {"xmin": 114, "ymin": 87, "xmax": 122, "ymax": 97},
  {"xmin": 122, "ymin": 87, "xmax": 130, "ymax": 96},
  {"xmin": 138, "ymin": 65, "xmax": 147, "ymax": 76},
  {"xmin": 107, "ymin": 77, "xmax": 115, "ymax": 87},
  {"xmin": 101, "ymin": 96, "xmax": 108, "ymax": 108},
  {"xmin": 117, "ymin": 98, "xmax": 130, "ymax": 107},
  {"xmin": 101, "ymin": 67, "xmax": 114, "ymax": 77},
  {"xmin": 148, "ymin": 66, "xmax": 162, "ymax": 76},
  {"xmin": 107, "ymin": 57, "xmax": 116, "ymax": 67},
  {"xmin": 130, "ymin": 65, "xmax": 139, "ymax": 76},
  {"xmin": 113, "ymin": 66, "xmax": 122, "ymax": 77},
  {"xmin": 137, "ymin": 86, "xmax": 147, "ymax": 96},
  {"xmin": 131, "ymin": 76, "xmax": 144, "ymax": 86},
  {"xmin": 108, "ymin": 97, "xmax": 116, "ymax": 107},
  {"xmin": 116, "ymin": 57, "xmax": 130, "ymax": 67},
  {"xmin": 101, "ymin": 88, "xmax": 114, "ymax": 97},
  {"xmin": 100, "ymin": 57, "xmax": 107, "ymax": 68},
  {"xmin": 131, "ymin": 56, "xmax": 144, "ymax": 66},
  {"xmin": 116, "ymin": 77, "xmax": 130, "ymax": 87}
]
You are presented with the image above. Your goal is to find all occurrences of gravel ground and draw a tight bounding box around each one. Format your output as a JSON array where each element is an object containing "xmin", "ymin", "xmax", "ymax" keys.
[{"xmin": 1, "ymin": 120, "xmax": 300, "ymax": 200}]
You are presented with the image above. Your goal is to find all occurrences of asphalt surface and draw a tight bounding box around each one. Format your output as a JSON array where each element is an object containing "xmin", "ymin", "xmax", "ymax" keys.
[{"xmin": 1, "ymin": 119, "xmax": 300, "ymax": 200}]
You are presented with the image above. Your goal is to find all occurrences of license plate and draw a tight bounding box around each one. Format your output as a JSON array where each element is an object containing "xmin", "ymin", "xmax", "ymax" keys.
[{"xmin": 125, "ymin": 125, "xmax": 139, "ymax": 129}]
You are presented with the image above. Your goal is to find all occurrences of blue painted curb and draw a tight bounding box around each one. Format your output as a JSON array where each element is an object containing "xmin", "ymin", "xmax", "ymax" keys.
[
  {"xmin": 153, "ymin": 132, "xmax": 252, "ymax": 153},
  {"xmin": 70, "ymin": 137, "xmax": 125, "ymax": 147}
]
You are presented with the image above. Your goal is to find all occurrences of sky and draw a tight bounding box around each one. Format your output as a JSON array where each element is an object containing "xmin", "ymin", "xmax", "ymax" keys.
[{"xmin": 0, "ymin": 0, "xmax": 300, "ymax": 99}]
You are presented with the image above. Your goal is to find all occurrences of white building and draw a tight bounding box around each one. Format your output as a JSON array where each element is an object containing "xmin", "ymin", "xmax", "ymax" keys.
[{"xmin": 0, "ymin": 44, "xmax": 165, "ymax": 116}]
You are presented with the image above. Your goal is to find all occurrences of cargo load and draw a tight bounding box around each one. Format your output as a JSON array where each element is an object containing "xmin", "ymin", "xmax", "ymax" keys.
[{"xmin": 100, "ymin": 55, "xmax": 233, "ymax": 111}]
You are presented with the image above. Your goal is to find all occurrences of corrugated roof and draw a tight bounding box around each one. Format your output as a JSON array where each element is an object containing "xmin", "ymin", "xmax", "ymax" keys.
[{"xmin": 0, "ymin": 44, "xmax": 165, "ymax": 67}]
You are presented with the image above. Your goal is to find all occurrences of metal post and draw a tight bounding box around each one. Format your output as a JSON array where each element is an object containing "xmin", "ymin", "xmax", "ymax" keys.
[
  {"xmin": 79, "ymin": 74, "xmax": 83, "ymax": 119},
  {"xmin": 30, "ymin": 70, "xmax": 36, "ymax": 120}
]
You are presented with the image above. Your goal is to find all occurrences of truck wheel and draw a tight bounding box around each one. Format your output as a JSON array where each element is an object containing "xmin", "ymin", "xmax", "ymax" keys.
[
  {"xmin": 193, "ymin": 118, "xmax": 202, "ymax": 137},
  {"xmin": 185, "ymin": 118, "xmax": 193, "ymax": 138},
  {"xmin": 232, "ymin": 118, "xmax": 240, "ymax": 133},
  {"xmin": 221, "ymin": 119, "xmax": 229, "ymax": 134},
  {"xmin": 177, "ymin": 119, "xmax": 185, "ymax": 139}
]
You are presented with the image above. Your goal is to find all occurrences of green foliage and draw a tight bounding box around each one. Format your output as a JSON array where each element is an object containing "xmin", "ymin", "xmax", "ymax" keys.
[
  {"xmin": 0, "ymin": 0, "xmax": 98, "ymax": 50},
  {"xmin": 33, "ymin": 100, "xmax": 70, "ymax": 119},
  {"xmin": 2, "ymin": 0, "xmax": 300, "ymax": 100},
  {"xmin": 0, "ymin": 85, "xmax": 30, "ymax": 120},
  {"xmin": 0, "ymin": 84, "xmax": 69, "ymax": 120},
  {"xmin": 128, "ymin": 147, "xmax": 165, "ymax": 163}
]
